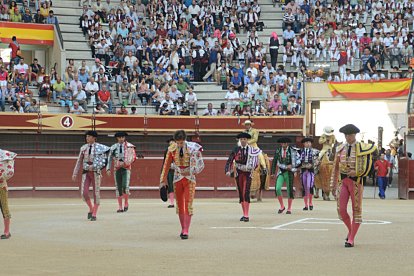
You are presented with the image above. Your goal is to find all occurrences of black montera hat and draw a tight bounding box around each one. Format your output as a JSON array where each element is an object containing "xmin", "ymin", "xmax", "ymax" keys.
[
  {"xmin": 277, "ymin": 137, "xmax": 291, "ymax": 143},
  {"xmin": 114, "ymin": 131, "xmax": 128, "ymax": 138},
  {"xmin": 85, "ymin": 130, "xmax": 98, "ymax": 137},
  {"xmin": 301, "ymin": 137, "xmax": 313, "ymax": 143},
  {"xmin": 339, "ymin": 124, "xmax": 360, "ymax": 135},
  {"xmin": 237, "ymin": 132, "xmax": 251, "ymax": 139}
]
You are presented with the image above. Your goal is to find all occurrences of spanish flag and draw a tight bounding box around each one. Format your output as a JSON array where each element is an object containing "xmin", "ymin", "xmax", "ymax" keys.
[
  {"xmin": 327, "ymin": 78, "xmax": 412, "ymax": 99},
  {"xmin": 0, "ymin": 22, "xmax": 54, "ymax": 46}
]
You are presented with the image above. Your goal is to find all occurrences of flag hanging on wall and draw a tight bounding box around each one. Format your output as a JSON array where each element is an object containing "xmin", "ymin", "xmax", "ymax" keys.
[{"xmin": 327, "ymin": 79, "xmax": 412, "ymax": 99}]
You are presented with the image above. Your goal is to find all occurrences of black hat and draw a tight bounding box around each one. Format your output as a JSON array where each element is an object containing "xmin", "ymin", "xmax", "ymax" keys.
[
  {"xmin": 277, "ymin": 137, "xmax": 291, "ymax": 143},
  {"xmin": 114, "ymin": 131, "xmax": 128, "ymax": 138},
  {"xmin": 85, "ymin": 130, "xmax": 98, "ymax": 137},
  {"xmin": 301, "ymin": 137, "xmax": 313, "ymax": 143},
  {"xmin": 339, "ymin": 124, "xmax": 360, "ymax": 135},
  {"xmin": 160, "ymin": 185, "xmax": 168, "ymax": 202},
  {"xmin": 237, "ymin": 132, "xmax": 251, "ymax": 139}
]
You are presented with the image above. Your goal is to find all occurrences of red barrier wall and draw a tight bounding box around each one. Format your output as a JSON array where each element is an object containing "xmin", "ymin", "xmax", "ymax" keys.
[
  {"xmin": 9, "ymin": 156, "xmax": 301, "ymax": 199},
  {"xmin": 398, "ymin": 158, "xmax": 414, "ymax": 199}
]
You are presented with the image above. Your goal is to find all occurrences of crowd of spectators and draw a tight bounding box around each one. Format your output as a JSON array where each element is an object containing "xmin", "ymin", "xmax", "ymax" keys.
[
  {"xmin": 70, "ymin": 0, "xmax": 285, "ymax": 115},
  {"xmin": 277, "ymin": 0, "xmax": 414, "ymax": 81},
  {"xmin": 0, "ymin": 0, "xmax": 58, "ymax": 24},
  {"xmin": 6, "ymin": 0, "xmax": 414, "ymax": 115}
]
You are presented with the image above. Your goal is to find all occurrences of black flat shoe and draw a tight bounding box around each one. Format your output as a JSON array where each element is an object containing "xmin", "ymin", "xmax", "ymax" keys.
[
  {"xmin": 91, "ymin": 216, "xmax": 97, "ymax": 221},
  {"xmin": 278, "ymin": 207, "xmax": 286, "ymax": 214},
  {"xmin": 243, "ymin": 217, "xmax": 249, "ymax": 222},
  {"xmin": 117, "ymin": 209, "xmax": 124, "ymax": 213},
  {"xmin": 286, "ymin": 210, "xmax": 292, "ymax": 214},
  {"xmin": 303, "ymin": 207, "xmax": 308, "ymax": 211},
  {"xmin": 309, "ymin": 205, "xmax": 313, "ymax": 210},
  {"xmin": 181, "ymin": 234, "xmax": 188, "ymax": 240},
  {"xmin": 87, "ymin": 212, "xmax": 92, "ymax": 219},
  {"xmin": 123, "ymin": 206, "xmax": 128, "ymax": 212},
  {"xmin": 167, "ymin": 205, "xmax": 175, "ymax": 208},
  {"xmin": 240, "ymin": 216, "xmax": 246, "ymax": 221},
  {"xmin": 180, "ymin": 232, "xmax": 184, "ymax": 238},
  {"xmin": 345, "ymin": 242, "xmax": 354, "ymax": 248},
  {"xmin": 1, "ymin": 233, "xmax": 11, "ymax": 239}
]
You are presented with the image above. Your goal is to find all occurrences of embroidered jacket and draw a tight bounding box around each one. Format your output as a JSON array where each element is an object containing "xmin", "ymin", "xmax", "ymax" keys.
[
  {"xmin": 73, "ymin": 143, "xmax": 110, "ymax": 175},
  {"xmin": 299, "ymin": 147, "xmax": 320, "ymax": 170},
  {"xmin": 107, "ymin": 142, "xmax": 136, "ymax": 171},
  {"xmin": 225, "ymin": 145, "xmax": 261, "ymax": 174},
  {"xmin": 0, "ymin": 149, "xmax": 17, "ymax": 188},
  {"xmin": 331, "ymin": 142, "xmax": 377, "ymax": 186},
  {"xmin": 160, "ymin": 141, "xmax": 204, "ymax": 184},
  {"xmin": 271, "ymin": 146, "xmax": 300, "ymax": 175}
]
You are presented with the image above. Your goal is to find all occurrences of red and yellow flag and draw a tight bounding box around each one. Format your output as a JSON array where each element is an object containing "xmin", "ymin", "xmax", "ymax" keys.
[
  {"xmin": 327, "ymin": 78, "xmax": 412, "ymax": 99},
  {"xmin": 0, "ymin": 22, "xmax": 54, "ymax": 46}
]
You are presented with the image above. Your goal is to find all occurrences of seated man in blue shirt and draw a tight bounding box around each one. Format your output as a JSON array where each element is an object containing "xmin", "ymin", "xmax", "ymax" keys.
[
  {"xmin": 231, "ymin": 63, "xmax": 244, "ymax": 79},
  {"xmin": 178, "ymin": 65, "xmax": 191, "ymax": 84},
  {"xmin": 78, "ymin": 68, "xmax": 89, "ymax": 88},
  {"xmin": 230, "ymin": 70, "xmax": 243, "ymax": 92}
]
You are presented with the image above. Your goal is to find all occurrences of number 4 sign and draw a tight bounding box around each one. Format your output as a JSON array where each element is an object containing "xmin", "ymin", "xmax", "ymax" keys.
[{"xmin": 60, "ymin": 115, "xmax": 74, "ymax": 129}]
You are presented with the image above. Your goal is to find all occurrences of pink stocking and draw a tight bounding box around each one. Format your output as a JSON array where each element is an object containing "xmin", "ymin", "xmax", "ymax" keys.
[
  {"xmin": 277, "ymin": 196, "xmax": 285, "ymax": 209},
  {"xmin": 85, "ymin": 199, "xmax": 93, "ymax": 213},
  {"xmin": 183, "ymin": 214, "xmax": 192, "ymax": 235},
  {"xmin": 124, "ymin": 194, "xmax": 129, "ymax": 208},
  {"xmin": 309, "ymin": 194, "xmax": 313, "ymax": 206},
  {"xmin": 169, "ymin": 193, "xmax": 174, "ymax": 205},
  {"xmin": 287, "ymin": 198, "xmax": 293, "ymax": 211},
  {"xmin": 244, "ymin": 203, "xmax": 250, "ymax": 218},
  {"xmin": 117, "ymin": 197, "xmax": 123, "ymax": 210},
  {"xmin": 303, "ymin": 195, "xmax": 308, "ymax": 207},
  {"xmin": 92, "ymin": 204, "xmax": 99, "ymax": 217},
  {"xmin": 348, "ymin": 222, "xmax": 361, "ymax": 244},
  {"xmin": 4, "ymin": 218, "xmax": 10, "ymax": 235},
  {"xmin": 241, "ymin": 202, "xmax": 246, "ymax": 216},
  {"xmin": 339, "ymin": 180, "xmax": 352, "ymax": 238},
  {"xmin": 178, "ymin": 214, "xmax": 185, "ymax": 233}
]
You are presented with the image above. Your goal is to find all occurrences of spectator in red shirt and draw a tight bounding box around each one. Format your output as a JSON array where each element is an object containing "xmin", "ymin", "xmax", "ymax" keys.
[
  {"xmin": 8, "ymin": 36, "xmax": 20, "ymax": 65},
  {"xmin": 374, "ymin": 153, "xmax": 391, "ymax": 199},
  {"xmin": 97, "ymin": 84, "xmax": 112, "ymax": 113}
]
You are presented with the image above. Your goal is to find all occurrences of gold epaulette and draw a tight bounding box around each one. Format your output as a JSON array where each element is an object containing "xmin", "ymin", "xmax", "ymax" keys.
[
  {"xmin": 168, "ymin": 142, "xmax": 177, "ymax": 152},
  {"xmin": 357, "ymin": 142, "xmax": 377, "ymax": 156}
]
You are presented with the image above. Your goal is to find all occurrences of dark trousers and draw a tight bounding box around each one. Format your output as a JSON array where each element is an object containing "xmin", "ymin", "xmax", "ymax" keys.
[
  {"xmin": 193, "ymin": 61, "xmax": 202, "ymax": 81},
  {"xmin": 270, "ymin": 49, "xmax": 279, "ymax": 68}
]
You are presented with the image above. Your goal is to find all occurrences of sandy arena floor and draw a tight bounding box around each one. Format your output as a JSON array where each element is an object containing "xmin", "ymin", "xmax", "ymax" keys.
[{"xmin": 1, "ymin": 191, "xmax": 413, "ymax": 276}]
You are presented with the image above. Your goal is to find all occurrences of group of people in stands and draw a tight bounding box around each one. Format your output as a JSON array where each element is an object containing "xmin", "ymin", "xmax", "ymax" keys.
[
  {"xmin": 277, "ymin": 0, "xmax": 414, "ymax": 80},
  {"xmin": 0, "ymin": 0, "xmax": 57, "ymax": 24},
  {"xmin": 4, "ymin": 0, "xmax": 414, "ymax": 114}
]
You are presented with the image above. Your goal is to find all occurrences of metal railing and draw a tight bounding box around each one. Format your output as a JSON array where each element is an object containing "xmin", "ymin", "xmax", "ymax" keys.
[{"xmin": 54, "ymin": 21, "xmax": 65, "ymax": 49}]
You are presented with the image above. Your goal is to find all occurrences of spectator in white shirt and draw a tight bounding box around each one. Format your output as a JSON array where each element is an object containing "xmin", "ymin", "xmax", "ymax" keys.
[
  {"xmin": 85, "ymin": 77, "xmax": 100, "ymax": 106},
  {"xmin": 225, "ymin": 86, "xmax": 240, "ymax": 112},
  {"xmin": 355, "ymin": 69, "xmax": 371, "ymax": 80},
  {"xmin": 247, "ymin": 77, "xmax": 259, "ymax": 98},
  {"xmin": 91, "ymin": 59, "xmax": 105, "ymax": 76},
  {"xmin": 70, "ymin": 101, "xmax": 86, "ymax": 114},
  {"xmin": 343, "ymin": 68, "xmax": 355, "ymax": 81},
  {"xmin": 124, "ymin": 51, "xmax": 138, "ymax": 69},
  {"xmin": 185, "ymin": 87, "xmax": 198, "ymax": 115},
  {"xmin": 160, "ymin": 94, "xmax": 175, "ymax": 110},
  {"xmin": 245, "ymin": 64, "xmax": 258, "ymax": 79},
  {"xmin": 202, "ymin": 103, "xmax": 218, "ymax": 116}
]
